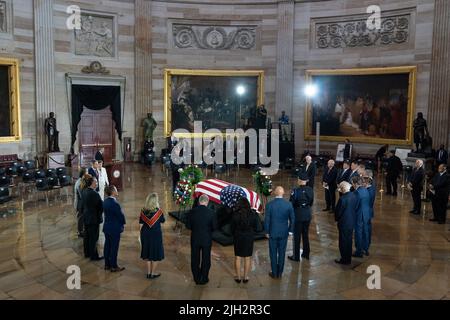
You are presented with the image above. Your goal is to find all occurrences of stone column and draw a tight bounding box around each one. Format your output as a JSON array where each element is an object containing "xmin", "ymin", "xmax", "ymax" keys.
[
  {"xmin": 135, "ymin": 0, "xmax": 153, "ymax": 152},
  {"xmin": 34, "ymin": 0, "xmax": 56, "ymax": 154},
  {"xmin": 275, "ymin": 0, "xmax": 295, "ymax": 120},
  {"xmin": 427, "ymin": 0, "xmax": 450, "ymax": 148}
]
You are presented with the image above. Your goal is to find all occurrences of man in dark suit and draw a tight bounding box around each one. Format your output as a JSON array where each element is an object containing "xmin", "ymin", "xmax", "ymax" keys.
[
  {"xmin": 349, "ymin": 160, "xmax": 360, "ymax": 182},
  {"xmin": 363, "ymin": 171, "xmax": 376, "ymax": 253},
  {"xmin": 88, "ymin": 160, "xmax": 100, "ymax": 192},
  {"xmin": 186, "ymin": 195, "xmax": 218, "ymax": 285},
  {"xmin": 334, "ymin": 181, "xmax": 358, "ymax": 265},
  {"xmin": 337, "ymin": 160, "xmax": 352, "ymax": 184},
  {"xmin": 81, "ymin": 175, "xmax": 104, "ymax": 261},
  {"xmin": 95, "ymin": 147, "xmax": 105, "ymax": 162},
  {"xmin": 351, "ymin": 176, "xmax": 371, "ymax": 257},
  {"xmin": 264, "ymin": 186, "xmax": 295, "ymax": 278},
  {"xmin": 102, "ymin": 185, "xmax": 126, "ymax": 272},
  {"xmin": 343, "ymin": 139, "xmax": 352, "ymax": 160},
  {"xmin": 322, "ymin": 159, "xmax": 338, "ymax": 212},
  {"xmin": 289, "ymin": 173, "xmax": 314, "ymax": 261},
  {"xmin": 436, "ymin": 144, "xmax": 448, "ymax": 166},
  {"xmin": 408, "ymin": 159, "xmax": 425, "ymax": 215},
  {"xmin": 385, "ymin": 150, "xmax": 403, "ymax": 196},
  {"xmin": 429, "ymin": 164, "xmax": 449, "ymax": 224},
  {"xmin": 301, "ymin": 155, "xmax": 316, "ymax": 188}
]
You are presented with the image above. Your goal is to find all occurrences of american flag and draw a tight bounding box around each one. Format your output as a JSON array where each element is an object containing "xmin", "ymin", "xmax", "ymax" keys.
[
  {"xmin": 220, "ymin": 185, "xmax": 246, "ymax": 209},
  {"xmin": 194, "ymin": 179, "xmax": 262, "ymax": 213}
]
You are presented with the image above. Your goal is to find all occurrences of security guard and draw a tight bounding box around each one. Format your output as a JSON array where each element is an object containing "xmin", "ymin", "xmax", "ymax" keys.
[{"xmin": 288, "ymin": 172, "xmax": 314, "ymax": 261}]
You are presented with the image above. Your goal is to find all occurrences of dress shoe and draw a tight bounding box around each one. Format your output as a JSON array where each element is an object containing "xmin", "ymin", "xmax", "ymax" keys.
[
  {"xmin": 91, "ymin": 256, "xmax": 104, "ymax": 261},
  {"xmin": 269, "ymin": 272, "xmax": 277, "ymax": 279},
  {"xmin": 234, "ymin": 278, "xmax": 241, "ymax": 284},
  {"xmin": 409, "ymin": 209, "xmax": 417, "ymax": 214},
  {"xmin": 104, "ymin": 266, "xmax": 111, "ymax": 271},
  {"xmin": 413, "ymin": 211, "xmax": 420, "ymax": 215},
  {"xmin": 334, "ymin": 259, "xmax": 351, "ymax": 265},
  {"xmin": 301, "ymin": 254, "xmax": 310, "ymax": 260},
  {"xmin": 352, "ymin": 253, "xmax": 363, "ymax": 258},
  {"xmin": 429, "ymin": 218, "xmax": 438, "ymax": 222},
  {"xmin": 288, "ymin": 255, "xmax": 299, "ymax": 261},
  {"xmin": 146, "ymin": 274, "xmax": 151, "ymax": 279},
  {"xmin": 364, "ymin": 251, "xmax": 370, "ymax": 256},
  {"xmin": 243, "ymin": 278, "xmax": 249, "ymax": 284},
  {"xmin": 150, "ymin": 273, "xmax": 161, "ymax": 279},
  {"xmin": 111, "ymin": 266, "xmax": 125, "ymax": 272}
]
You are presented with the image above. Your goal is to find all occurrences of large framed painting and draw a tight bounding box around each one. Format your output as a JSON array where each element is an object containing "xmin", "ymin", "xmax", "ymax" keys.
[
  {"xmin": 164, "ymin": 69, "xmax": 264, "ymax": 137},
  {"xmin": 0, "ymin": 57, "xmax": 21, "ymax": 143},
  {"xmin": 304, "ymin": 66, "xmax": 416, "ymax": 145}
]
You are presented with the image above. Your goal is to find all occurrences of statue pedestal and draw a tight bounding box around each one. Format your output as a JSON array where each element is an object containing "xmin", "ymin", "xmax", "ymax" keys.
[{"xmin": 47, "ymin": 152, "xmax": 65, "ymax": 169}]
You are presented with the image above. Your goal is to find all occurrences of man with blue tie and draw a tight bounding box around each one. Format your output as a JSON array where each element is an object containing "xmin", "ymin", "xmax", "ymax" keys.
[
  {"xmin": 103, "ymin": 185, "xmax": 126, "ymax": 272},
  {"xmin": 351, "ymin": 176, "xmax": 371, "ymax": 257},
  {"xmin": 264, "ymin": 186, "xmax": 295, "ymax": 279}
]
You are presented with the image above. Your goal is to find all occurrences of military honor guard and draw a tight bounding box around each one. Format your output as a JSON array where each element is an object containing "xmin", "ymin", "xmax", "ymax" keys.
[{"xmin": 288, "ymin": 173, "xmax": 314, "ymax": 261}]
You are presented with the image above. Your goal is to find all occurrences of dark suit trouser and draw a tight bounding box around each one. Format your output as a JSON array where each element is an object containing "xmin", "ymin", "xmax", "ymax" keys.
[
  {"xmin": 338, "ymin": 228, "xmax": 353, "ymax": 263},
  {"xmin": 191, "ymin": 243, "xmax": 211, "ymax": 283},
  {"xmin": 84, "ymin": 224, "xmax": 100, "ymax": 259},
  {"xmin": 386, "ymin": 174, "xmax": 398, "ymax": 194},
  {"xmin": 76, "ymin": 210, "xmax": 84, "ymax": 234},
  {"xmin": 293, "ymin": 221, "xmax": 310, "ymax": 259},
  {"xmin": 432, "ymin": 196, "xmax": 448, "ymax": 223},
  {"xmin": 325, "ymin": 187, "xmax": 336, "ymax": 210},
  {"xmin": 104, "ymin": 233, "xmax": 121, "ymax": 268},
  {"xmin": 354, "ymin": 215, "xmax": 368, "ymax": 256},
  {"xmin": 411, "ymin": 188, "xmax": 422, "ymax": 212},
  {"xmin": 269, "ymin": 236, "xmax": 288, "ymax": 277}
]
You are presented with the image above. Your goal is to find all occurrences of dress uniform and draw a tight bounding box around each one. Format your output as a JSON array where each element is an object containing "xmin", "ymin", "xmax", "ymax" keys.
[{"xmin": 289, "ymin": 173, "xmax": 314, "ymax": 261}]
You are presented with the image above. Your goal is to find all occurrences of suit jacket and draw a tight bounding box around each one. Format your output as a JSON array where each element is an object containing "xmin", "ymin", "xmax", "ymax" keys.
[
  {"xmin": 186, "ymin": 205, "xmax": 218, "ymax": 246},
  {"xmin": 289, "ymin": 186, "xmax": 314, "ymax": 222},
  {"xmin": 102, "ymin": 197, "xmax": 126, "ymax": 235},
  {"xmin": 88, "ymin": 167, "xmax": 99, "ymax": 180},
  {"xmin": 343, "ymin": 143, "xmax": 351, "ymax": 159},
  {"xmin": 432, "ymin": 172, "xmax": 450, "ymax": 199},
  {"xmin": 335, "ymin": 191, "xmax": 358, "ymax": 230},
  {"xmin": 337, "ymin": 168, "xmax": 351, "ymax": 184},
  {"xmin": 264, "ymin": 198, "xmax": 295, "ymax": 238},
  {"xmin": 322, "ymin": 166, "xmax": 338, "ymax": 189},
  {"xmin": 354, "ymin": 187, "xmax": 371, "ymax": 224},
  {"xmin": 387, "ymin": 156, "xmax": 403, "ymax": 176},
  {"xmin": 366, "ymin": 185, "xmax": 376, "ymax": 218},
  {"xmin": 408, "ymin": 167, "xmax": 424, "ymax": 190},
  {"xmin": 95, "ymin": 151, "xmax": 104, "ymax": 162},
  {"xmin": 349, "ymin": 170, "xmax": 360, "ymax": 182},
  {"xmin": 436, "ymin": 149, "xmax": 448, "ymax": 165},
  {"xmin": 81, "ymin": 188, "xmax": 103, "ymax": 226},
  {"xmin": 302, "ymin": 162, "xmax": 316, "ymax": 188}
]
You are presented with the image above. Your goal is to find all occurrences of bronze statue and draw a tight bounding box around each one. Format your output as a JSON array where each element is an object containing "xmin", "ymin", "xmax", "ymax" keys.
[
  {"xmin": 142, "ymin": 112, "xmax": 157, "ymax": 142},
  {"xmin": 45, "ymin": 112, "xmax": 59, "ymax": 152},
  {"xmin": 413, "ymin": 112, "xmax": 429, "ymax": 153}
]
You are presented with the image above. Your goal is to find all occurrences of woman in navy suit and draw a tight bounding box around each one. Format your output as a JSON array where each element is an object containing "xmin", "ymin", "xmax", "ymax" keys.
[{"xmin": 140, "ymin": 193, "xmax": 165, "ymax": 279}]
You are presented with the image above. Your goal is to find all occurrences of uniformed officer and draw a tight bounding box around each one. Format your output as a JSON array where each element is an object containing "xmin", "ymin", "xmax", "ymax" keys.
[{"xmin": 288, "ymin": 173, "xmax": 314, "ymax": 261}]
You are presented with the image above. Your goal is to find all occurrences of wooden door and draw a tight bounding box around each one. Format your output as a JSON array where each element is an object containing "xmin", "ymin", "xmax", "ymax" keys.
[{"xmin": 79, "ymin": 107, "xmax": 115, "ymax": 166}]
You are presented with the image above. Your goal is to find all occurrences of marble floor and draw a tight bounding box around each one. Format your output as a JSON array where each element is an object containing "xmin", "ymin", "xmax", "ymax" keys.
[{"xmin": 0, "ymin": 164, "xmax": 448, "ymax": 300}]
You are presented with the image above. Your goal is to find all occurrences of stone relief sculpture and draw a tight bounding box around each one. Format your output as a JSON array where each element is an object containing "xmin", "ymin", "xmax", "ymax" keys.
[
  {"xmin": 0, "ymin": 1, "xmax": 7, "ymax": 33},
  {"xmin": 173, "ymin": 24, "xmax": 257, "ymax": 50},
  {"xmin": 74, "ymin": 14, "xmax": 115, "ymax": 57},
  {"xmin": 314, "ymin": 14, "xmax": 410, "ymax": 49},
  {"xmin": 81, "ymin": 61, "xmax": 110, "ymax": 74}
]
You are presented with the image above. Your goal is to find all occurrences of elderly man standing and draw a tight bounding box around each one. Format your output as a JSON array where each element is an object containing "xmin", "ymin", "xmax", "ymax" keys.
[
  {"xmin": 322, "ymin": 159, "xmax": 338, "ymax": 212},
  {"xmin": 264, "ymin": 186, "xmax": 295, "ymax": 279},
  {"xmin": 408, "ymin": 159, "xmax": 425, "ymax": 215},
  {"xmin": 363, "ymin": 171, "xmax": 376, "ymax": 254},
  {"xmin": 302, "ymin": 155, "xmax": 316, "ymax": 188},
  {"xmin": 334, "ymin": 181, "xmax": 358, "ymax": 265}
]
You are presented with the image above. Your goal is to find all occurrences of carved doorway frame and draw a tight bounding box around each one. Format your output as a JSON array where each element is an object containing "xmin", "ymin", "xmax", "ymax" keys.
[{"xmin": 65, "ymin": 72, "xmax": 126, "ymax": 162}]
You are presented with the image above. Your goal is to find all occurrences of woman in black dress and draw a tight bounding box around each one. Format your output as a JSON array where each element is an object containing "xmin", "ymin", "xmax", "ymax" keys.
[
  {"xmin": 231, "ymin": 197, "xmax": 259, "ymax": 283},
  {"xmin": 140, "ymin": 193, "xmax": 165, "ymax": 279}
]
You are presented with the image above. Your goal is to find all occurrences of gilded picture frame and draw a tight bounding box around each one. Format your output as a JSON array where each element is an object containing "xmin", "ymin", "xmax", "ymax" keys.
[
  {"xmin": 304, "ymin": 66, "xmax": 417, "ymax": 145},
  {"xmin": 164, "ymin": 69, "xmax": 265, "ymax": 138},
  {"xmin": 0, "ymin": 57, "xmax": 21, "ymax": 143}
]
